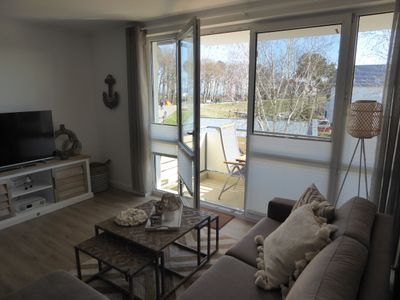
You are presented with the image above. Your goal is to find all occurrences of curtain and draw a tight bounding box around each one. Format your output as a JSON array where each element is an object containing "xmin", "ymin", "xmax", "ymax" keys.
[
  {"xmin": 370, "ymin": 0, "xmax": 400, "ymax": 295},
  {"xmin": 126, "ymin": 26, "xmax": 153, "ymax": 196}
]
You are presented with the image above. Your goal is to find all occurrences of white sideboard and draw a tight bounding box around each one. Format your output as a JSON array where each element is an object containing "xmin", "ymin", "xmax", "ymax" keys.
[{"xmin": 0, "ymin": 155, "xmax": 93, "ymax": 230}]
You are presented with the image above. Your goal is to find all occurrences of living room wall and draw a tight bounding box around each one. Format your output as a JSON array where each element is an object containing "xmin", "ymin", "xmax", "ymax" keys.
[
  {"xmin": 91, "ymin": 27, "xmax": 133, "ymax": 192},
  {"xmin": 0, "ymin": 18, "xmax": 101, "ymax": 160}
]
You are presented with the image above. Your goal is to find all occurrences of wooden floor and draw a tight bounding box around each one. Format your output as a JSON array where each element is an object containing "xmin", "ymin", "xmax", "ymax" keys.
[{"xmin": 0, "ymin": 188, "xmax": 254, "ymax": 296}]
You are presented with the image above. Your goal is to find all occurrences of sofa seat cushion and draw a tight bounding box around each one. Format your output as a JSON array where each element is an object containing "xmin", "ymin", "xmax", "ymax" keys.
[
  {"xmin": 226, "ymin": 217, "xmax": 281, "ymax": 267},
  {"xmin": 178, "ymin": 255, "xmax": 282, "ymax": 300},
  {"xmin": 286, "ymin": 236, "xmax": 368, "ymax": 300},
  {"xmin": 333, "ymin": 197, "xmax": 376, "ymax": 247},
  {"xmin": 1, "ymin": 271, "xmax": 108, "ymax": 300}
]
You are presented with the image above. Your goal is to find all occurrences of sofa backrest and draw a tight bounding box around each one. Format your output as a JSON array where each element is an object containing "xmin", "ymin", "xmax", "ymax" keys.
[
  {"xmin": 332, "ymin": 197, "xmax": 377, "ymax": 247},
  {"xmin": 286, "ymin": 236, "xmax": 368, "ymax": 300}
]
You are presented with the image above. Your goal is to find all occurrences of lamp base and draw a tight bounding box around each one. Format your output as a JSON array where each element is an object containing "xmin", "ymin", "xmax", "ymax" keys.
[{"xmin": 334, "ymin": 138, "xmax": 369, "ymax": 206}]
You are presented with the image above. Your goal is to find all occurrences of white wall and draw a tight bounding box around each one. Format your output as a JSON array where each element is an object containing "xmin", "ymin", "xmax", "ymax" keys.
[
  {"xmin": 0, "ymin": 18, "xmax": 100, "ymax": 160},
  {"xmin": 91, "ymin": 28, "xmax": 133, "ymax": 192}
]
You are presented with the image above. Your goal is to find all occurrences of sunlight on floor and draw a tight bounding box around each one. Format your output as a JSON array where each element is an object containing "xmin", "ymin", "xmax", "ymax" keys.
[{"xmin": 200, "ymin": 172, "xmax": 244, "ymax": 210}]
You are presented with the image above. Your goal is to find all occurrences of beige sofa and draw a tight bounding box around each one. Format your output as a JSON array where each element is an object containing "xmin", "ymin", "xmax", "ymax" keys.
[{"xmin": 179, "ymin": 197, "xmax": 394, "ymax": 300}]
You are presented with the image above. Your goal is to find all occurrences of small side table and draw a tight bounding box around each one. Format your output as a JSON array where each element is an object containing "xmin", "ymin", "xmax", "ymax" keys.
[{"xmin": 75, "ymin": 232, "xmax": 160, "ymax": 300}]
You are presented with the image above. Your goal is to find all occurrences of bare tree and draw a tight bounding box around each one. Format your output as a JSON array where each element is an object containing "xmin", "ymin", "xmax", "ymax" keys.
[{"xmin": 255, "ymin": 35, "xmax": 338, "ymax": 136}]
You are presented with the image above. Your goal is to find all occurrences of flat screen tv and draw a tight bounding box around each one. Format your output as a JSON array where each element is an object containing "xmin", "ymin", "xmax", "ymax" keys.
[{"xmin": 0, "ymin": 111, "xmax": 56, "ymax": 170}]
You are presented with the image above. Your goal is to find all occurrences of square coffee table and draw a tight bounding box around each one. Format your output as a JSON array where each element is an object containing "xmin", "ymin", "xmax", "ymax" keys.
[
  {"xmin": 94, "ymin": 201, "xmax": 219, "ymax": 299},
  {"xmin": 75, "ymin": 232, "xmax": 157, "ymax": 300}
]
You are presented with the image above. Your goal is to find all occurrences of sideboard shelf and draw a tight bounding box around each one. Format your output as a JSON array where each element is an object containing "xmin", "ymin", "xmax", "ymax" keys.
[
  {"xmin": 0, "ymin": 155, "xmax": 93, "ymax": 230},
  {"xmin": 12, "ymin": 184, "xmax": 54, "ymax": 198}
]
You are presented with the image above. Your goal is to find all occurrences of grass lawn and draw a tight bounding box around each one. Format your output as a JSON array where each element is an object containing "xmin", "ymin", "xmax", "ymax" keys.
[{"xmin": 162, "ymin": 97, "xmax": 326, "ymax": 124}]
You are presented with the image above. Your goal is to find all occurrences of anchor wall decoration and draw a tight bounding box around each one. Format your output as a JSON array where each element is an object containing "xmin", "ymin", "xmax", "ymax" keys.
[{"xmin": 102, "ymin": 74, "xmax": 120, "ymax": 109}]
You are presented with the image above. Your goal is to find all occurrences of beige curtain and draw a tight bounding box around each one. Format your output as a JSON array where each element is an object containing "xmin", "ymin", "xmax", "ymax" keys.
[{"xmin": 126, "ymin": 26, "xmax": 153, "ymax": 196}]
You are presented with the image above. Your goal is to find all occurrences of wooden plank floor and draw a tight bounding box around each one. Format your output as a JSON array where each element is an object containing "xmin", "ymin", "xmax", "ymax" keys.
[{"xmin": 0, "ymin": 188, "xmax": 254, "ymax": 296}]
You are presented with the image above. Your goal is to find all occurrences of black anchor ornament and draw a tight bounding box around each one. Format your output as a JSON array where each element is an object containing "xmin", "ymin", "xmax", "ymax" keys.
[{"xmin": 103, "ymin": 74, "xmax": 120, "ymax": 109}]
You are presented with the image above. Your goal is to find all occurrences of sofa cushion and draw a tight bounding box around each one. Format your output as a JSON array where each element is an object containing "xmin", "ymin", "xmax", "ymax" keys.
[
  {"xmin": 292, "ymin": 184, "xmax": 335, "ymax": 222},
  {"xmin": 226, "ymin": 217, "xmax": 281, "ymax": 267},
  {"xmin": 357, "ymin": 213, "xmax": 393, "ymax": 300},
  {"xmin": 178, "ymin": 255, "xmax": 282, "ymax": 300},
  {"xmin": 1, "ymin": 271, "xmax": 108, "ymax": 300},
  {"xmin": 286, "ymin": 236, "xmax": 368, "ymax": 300},
  {"xmin": 333, "ymin": 197, "xmax": 376, "ymax": 247},
  {"xmin": 254, "ymin": 203, "xmax": 336, "ymax": 291}
]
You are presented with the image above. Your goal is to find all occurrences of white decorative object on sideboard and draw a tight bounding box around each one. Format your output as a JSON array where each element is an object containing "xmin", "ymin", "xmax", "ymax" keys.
[{"xmin": 0, "ymin": 155, "xmax": 93, "ymax": 230}]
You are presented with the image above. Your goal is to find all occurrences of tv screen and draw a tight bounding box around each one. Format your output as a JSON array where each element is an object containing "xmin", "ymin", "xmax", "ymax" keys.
[{"xmin": 0, "ymin": 111, "xmax": 56, "ymax": 169}]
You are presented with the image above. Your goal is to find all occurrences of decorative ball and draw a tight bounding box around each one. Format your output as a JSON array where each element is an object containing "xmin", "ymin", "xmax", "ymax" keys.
[{"xmin": 114, "ymin": 208, "xmax": 148, "ymax": 226}]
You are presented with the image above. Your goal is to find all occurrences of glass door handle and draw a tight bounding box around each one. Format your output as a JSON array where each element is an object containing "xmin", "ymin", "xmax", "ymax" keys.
[{"xmin": 186, "ymin": 131, "xmax": 194, "ymax": 135}]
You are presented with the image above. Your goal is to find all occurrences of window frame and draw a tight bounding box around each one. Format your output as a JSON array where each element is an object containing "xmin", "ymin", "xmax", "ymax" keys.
[
  {"xmin": 146, "ymin": 5, "xmax": 394, "ymax": 204},
  {"xmin": 248, "ymin": 15, "xmax": 351, "ymax": 143}
]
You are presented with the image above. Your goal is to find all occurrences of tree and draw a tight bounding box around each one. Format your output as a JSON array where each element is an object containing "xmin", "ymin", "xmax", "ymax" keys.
[{"xmin": 254, "ymin": 35, "xmax": 339, "ymax": 136}]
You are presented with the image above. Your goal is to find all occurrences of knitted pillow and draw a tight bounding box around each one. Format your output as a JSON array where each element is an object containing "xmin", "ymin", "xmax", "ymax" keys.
[
  {"xmin": 254, "ymin": 202, "xmax": 337, "ymax": 298},
  {"xmin": 292, "ymin": 183, "xmax": 335, "ymax": 222}
]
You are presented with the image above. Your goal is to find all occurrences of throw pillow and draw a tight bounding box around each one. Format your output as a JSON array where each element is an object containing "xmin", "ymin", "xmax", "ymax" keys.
[
  {"xmin": 254, "ymin": 202, "xmax": 337, "ymax": 298},
  {"xmin": 292, "ymin": 183, "xmax": 335, "ymax": 222}
]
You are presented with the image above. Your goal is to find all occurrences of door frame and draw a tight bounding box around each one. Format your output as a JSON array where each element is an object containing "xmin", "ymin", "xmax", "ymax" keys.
[{"xmin": 176, "ymin": 17, "xmax": 201, "ymax": 208}]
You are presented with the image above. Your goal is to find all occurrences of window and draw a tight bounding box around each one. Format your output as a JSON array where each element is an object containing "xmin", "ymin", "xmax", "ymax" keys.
[
  {"xmin": 154, "ymin": 155, "xmax": 178, "ymax": 193},
  {"xmin": 151, "ymin": 40, "xmax": 177, "ymax": 125},
  {"xmin": 352, "ymin": 13, "xmax": 393, "ymax": 102},
  {"xmin": 253, "ymin": 25, "xmax": 342, "ymax": 139},
  {"xmin": 200, "ymin": 31, "xmax": 250, "ymax": 132},
  {"xmin": 337, "ymin": 12, "xmax": 393, "ymax": 204}
]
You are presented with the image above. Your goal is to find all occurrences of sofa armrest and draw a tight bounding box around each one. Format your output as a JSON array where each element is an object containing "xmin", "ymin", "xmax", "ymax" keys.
[{"xmin": 267, "ymin": 197, "xmax": 296, "ymax": 223}]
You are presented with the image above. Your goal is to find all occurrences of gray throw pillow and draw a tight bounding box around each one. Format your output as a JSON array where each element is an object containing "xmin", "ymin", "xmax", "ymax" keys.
[{"xmin": 292, "ymin": 183, "xmax": 335, "ymax": 222}]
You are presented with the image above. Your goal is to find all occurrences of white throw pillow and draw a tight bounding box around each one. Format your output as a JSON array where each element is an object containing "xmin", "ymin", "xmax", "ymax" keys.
[{"xmin": 254, "ymin": 202, "xmax": 337, "ymax": 296}]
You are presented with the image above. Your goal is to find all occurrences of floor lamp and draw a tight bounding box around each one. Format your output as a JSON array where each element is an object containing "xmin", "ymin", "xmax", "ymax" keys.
[{"xmin": 335, "ymin": 100, "xmax": 383, "ymax": 206}]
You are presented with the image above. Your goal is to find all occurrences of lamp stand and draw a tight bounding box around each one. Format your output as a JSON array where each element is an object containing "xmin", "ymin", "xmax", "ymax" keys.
[{"xmin": 335, "ymin": 138, "xmax": 369, "ymax": 206}]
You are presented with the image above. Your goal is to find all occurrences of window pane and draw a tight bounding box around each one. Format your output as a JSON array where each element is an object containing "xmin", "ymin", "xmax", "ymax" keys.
[
  {"xmin": 352, "ymin": 13, "xmax": 393, "ymax": 102},
  {"xmin": 155, "ymin": 155, "xmax": 178, "ymax": 193},
  {"xmin": 254, "ymin": 25, "xmax": 341, "ymax": 139},
  {"xmin": 200, "ymin": 31, "xmax": 250, "ymax": 132},
  {"xmin": 152, "ymin": 41, "xmax": 177, "ymax": 125},
  {"xmin": 338, "ymin": 13, "xmax": 393, "ymax": 205},
  {"xmin": 180, "ymin": 30, "xmax": 195, "ymax": 150}
]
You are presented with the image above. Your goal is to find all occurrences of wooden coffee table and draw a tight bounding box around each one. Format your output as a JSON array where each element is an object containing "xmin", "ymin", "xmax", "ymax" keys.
[{"xmin": 76, "ymin": 201, "xmax": 219, "ymax": 299}]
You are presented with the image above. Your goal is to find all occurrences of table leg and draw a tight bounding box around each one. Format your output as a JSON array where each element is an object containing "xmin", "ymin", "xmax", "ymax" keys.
[
  {"xmin": 75, "ymin": 247, "xmax": 82, "ymax": 280},
  {"xmin": 216, "ymin": 216, "xmax": 219, "ymax": 252},
  {"xmin": 160, "ymin": 252, "xmax": 165, "ymax": 295},
  {"xmin": 128, "ymin": 275, "xmax": 134, "ymax": 300},
  {"xmin": 155, "ymin": 254, "xmax": 161, "ymax": 300},
  {"xmin": 197, "ymin": 226, "xmax": 201, "ymax": 266},
  {"xmin": 207, "ymin": 217, "xmax": 211, "ymax": 261}
]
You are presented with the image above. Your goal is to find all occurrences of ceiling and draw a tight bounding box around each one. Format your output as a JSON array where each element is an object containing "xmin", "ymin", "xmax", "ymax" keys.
[
  {"xmin": 0, "ymin": 0, "xmax": 394, "ymax": 32},
  {"xmin": 0, "ymin": 0, "xmax": 259, "ymax": 22}
]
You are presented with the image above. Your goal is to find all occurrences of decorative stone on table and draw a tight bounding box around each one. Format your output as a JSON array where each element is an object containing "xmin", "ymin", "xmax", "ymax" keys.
[
  {"xmin": 160, "ymin": 193, "xmax": 182, "ymax": 222},
  {"xmin": 114, "ymin": 208, "xmax": 148, "ymax": 226}
]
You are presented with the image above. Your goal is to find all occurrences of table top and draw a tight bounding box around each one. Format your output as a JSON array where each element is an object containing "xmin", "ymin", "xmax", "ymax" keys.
[
  {"xmin": 76, "ymin": 232, "xmax": 154, "ymax": 276},
  {"xmin": 95, "ymin": 201, "xmax": 212, "ymax": 252}
]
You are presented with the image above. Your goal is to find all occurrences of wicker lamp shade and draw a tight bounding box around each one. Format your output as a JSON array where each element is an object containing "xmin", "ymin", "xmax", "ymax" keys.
[{"xmin": 346, "ymin": 100, "xmax": 383, "ymax": 139}]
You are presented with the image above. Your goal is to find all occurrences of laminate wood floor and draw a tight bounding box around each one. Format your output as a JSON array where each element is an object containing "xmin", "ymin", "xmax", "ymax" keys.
[{"xmin": 0, "ymin": 189, "xmax": 254, "ymax": 296}]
